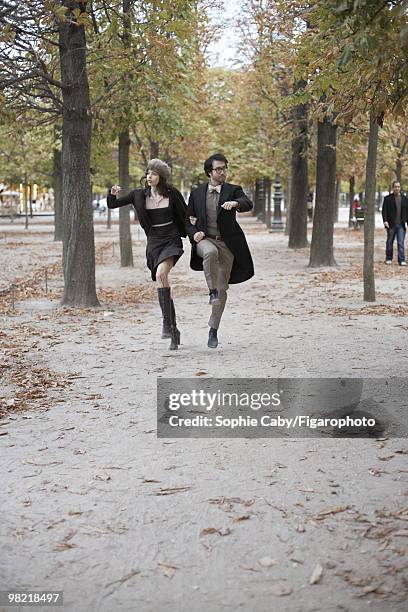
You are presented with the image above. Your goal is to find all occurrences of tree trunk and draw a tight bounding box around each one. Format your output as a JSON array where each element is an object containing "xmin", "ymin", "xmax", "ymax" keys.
[
  {"xmin": 118, "ymin": 129, "xmax": 134, "ymax": 266},
  {"xmin": 363, "ymin": 113, "xmax": 378, "ymax": 302},
  {"xmin": 59, "ymin": 1, "xmax": 99, "ymax": 307},
  {"xmin": 265, "ymin": 177, "xmax": 272, "ymax": 229},
  {"xmin": 116, "ymin": 0, "xmax": 133, "ymax": 266},
  {"xmin": 255, "ymin": 178, "xmax": 266, "ymax": 223},
  {"xmin": 396, "ymin": 156, "xmax": 402, "ymax": 183},
  {"xmin": 309, "ymin": 118, "xmax": 337, "ymax": 267},
  {"xmin": 377, "ymin": 188, "xmax": 382, "ymax": 211},
  {"xmin": 254, "ymin": 179, "xmax": 261, "ymax": 218},
  {"xmin": 29, "ymin": 182, "xmax": 33, "ymax": 217},
  {"xmin": 150, "ymin": 140, "xmax": 159, "ymax": 158},
  {"xmin": 288, "ymin": 86, "xmax": 308, "ymax": 248},
  {"xmin": 348, "ymin": 175, "xmax": 355, "ymax": 228},
  {"xmin": 334, "ymin": 177, "xmax": 340, "ymax": 223},
  {"xmin": 53, "ymin": 148, "xmax": 63, "ymax": 241},
  {"xmin": 284, "ymin": 178, "xmax": 291, "ymax": 236},
  {"xmin": 24, "ymin": 173, "xmax": 28, "ymax": 230}
]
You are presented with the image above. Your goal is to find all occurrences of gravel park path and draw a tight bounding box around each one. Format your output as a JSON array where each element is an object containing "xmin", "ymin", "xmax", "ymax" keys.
[{"xmin": 1, "ymin": 215, "xmax": 407, "ymax": 612}]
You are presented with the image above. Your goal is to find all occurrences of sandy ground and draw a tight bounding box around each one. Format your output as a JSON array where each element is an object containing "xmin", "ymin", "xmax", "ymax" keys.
[{"xmin": 0, "ymin": 214, "xmax": 407, "ymax": 612}]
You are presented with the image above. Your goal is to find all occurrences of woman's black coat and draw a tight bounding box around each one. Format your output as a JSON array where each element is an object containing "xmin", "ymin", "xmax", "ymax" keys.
[
  {"xmin": 186, "ymin": 182, "xmax": 254, "ymax": 284},
  {"xmin": 107, "ymin": 187, "xmax": 187, "ymax": 238}
]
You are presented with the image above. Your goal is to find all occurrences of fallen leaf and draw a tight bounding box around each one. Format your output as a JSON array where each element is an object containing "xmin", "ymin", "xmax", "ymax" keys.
[
  {"xmin": 270, "ymin": 581, "xmax": 293, "ymax": 596},
  {"xmin": 158, "ymin": 561, "xmax": 178, "ymax": 578},
  {"xmin": 258, "ymin": 556, "xmax": 278, "ymax": 567},
  {"xmin": 207, "ymin": 496, "xmax": 254, "ymax": 511},
  {"xmin": 369, "ymin": 468, "xmax": 388, "ymax": 477},
  {"xmin": 200, "ymin": 527, "xmax": 231, "ymax": 537},
  {"xmin": 24, "ymin": 460, "xmax": 63, "ymax": 467},
  {"xmin": 105, "ymin": 569, "xmax": 140, "ymax": 587},
  {"xmin": 54, "ymin": 529, "xmax": 77, "ymax": 552},
  {"xmin": 355, "ymin": 583, "xmax": 384, "ymax": 597},
  {"xmin": 313, "ymin": 505, "xmax": 350, "ymax": 520},
  {"xmin": 155, "ymin": 486, "xmax": 191, "ymax": 496},
  {"xmin": 310, "ymin": 562, "xmax": 323, "ymax": 584},
  {"xmin": 290, "ymin": 558, "xmax": 304, "ymax": 565}
]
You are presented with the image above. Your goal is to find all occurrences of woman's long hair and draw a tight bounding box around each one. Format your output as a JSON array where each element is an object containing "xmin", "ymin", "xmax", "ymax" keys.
[{"xmin": 140, "ymin": 173, "xmax": 171, "ymax": 196}]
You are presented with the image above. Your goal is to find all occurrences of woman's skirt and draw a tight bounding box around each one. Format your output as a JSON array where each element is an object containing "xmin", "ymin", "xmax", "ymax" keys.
[{"xmin": 146, "ymin": 223, "xmax": 184, "ymax": 281}]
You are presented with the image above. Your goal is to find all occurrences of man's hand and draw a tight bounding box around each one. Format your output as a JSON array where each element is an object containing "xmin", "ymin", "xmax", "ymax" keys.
[
  {"xmin": 384, "ymin": 221, "xmax": 389, "ymax": 229},
  {"xmin": 111, "ymin": 185, "xmax": 122, "ymax": 196},
  {"xmin": 221, "ymin": 200, "xmax": 238, "ymax": 210},
  {"xmin": 194, "ymin": 231, "xmax": 205, "ymax": 243}
]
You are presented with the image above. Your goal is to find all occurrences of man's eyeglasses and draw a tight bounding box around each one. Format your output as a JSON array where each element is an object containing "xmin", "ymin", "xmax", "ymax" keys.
[{"xmin": 212, "ymin": 166, "xmax": 228, "ymax": 174}]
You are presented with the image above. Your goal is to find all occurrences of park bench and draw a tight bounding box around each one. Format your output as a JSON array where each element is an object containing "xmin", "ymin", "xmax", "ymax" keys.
[
  {"xmin": 352, "ymin": 208, "xmax": 364, "ymax": 229},
  {"xmin": 0, "ymin": 206, "xmax": 19, "ymax": 218}
]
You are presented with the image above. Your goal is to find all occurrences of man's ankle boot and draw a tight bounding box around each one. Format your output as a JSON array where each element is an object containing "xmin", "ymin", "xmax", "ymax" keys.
[
  {"xmin": 158, "ymin": 288, "xmax": 171, "ymax": 338},
  {"xmin": 208, "ymin": 327, "xmax": 218, "ymax": 348}
]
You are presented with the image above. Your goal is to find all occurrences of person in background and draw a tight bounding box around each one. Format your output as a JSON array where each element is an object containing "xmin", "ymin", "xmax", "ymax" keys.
[
  {"xmin": 382, "ymin": 181, "xmax": 408, "ymax": 266},
  {"xmin": 307, "ymin": 192, "xmax": 314, "ymax": 221},
  {"xmin": 352, "ymin": 195, "xmax": 360, "ymax": 214}
]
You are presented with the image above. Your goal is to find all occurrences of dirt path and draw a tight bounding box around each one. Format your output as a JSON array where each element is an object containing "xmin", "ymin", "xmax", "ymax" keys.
[{"xmin": 1, "ymin": 219, "xmax": 407, "ymax": 612}]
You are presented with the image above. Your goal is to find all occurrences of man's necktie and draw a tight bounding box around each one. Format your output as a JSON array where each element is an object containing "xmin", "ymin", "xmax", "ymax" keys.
[{"xmin": 208, "ymin": 185, "xmax": 221, "ymax": 194}]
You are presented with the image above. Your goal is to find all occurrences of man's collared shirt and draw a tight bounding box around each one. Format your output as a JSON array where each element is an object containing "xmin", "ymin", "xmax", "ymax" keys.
[
  {"xmin": 395, "ymin": 194, "xmax": 402, "ymax": 225},
  {"xmin": 206, "ymin": 184, "xmax": 221, "ymax": 236}
]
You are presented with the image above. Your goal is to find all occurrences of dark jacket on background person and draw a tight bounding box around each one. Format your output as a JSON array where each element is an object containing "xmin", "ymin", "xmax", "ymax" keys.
[
  {"xmin": 382, "ymin": 192, "xmax": 408, "ymax": 228},
  {"xmin": 107, "ymin": 187, "xmax": 187, "ymax": 238},
  {"xmin": 186, "ymin": 182, "xmax": 254, "ymax": 284}
]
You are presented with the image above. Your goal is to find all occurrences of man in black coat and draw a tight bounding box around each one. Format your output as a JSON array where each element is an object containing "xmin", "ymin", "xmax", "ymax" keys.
[
  {"xmin": 186, "ymin": 153, "xmax": 254, "ymax": 348},
  {"xmin": 382, "ymin": 181, "xmax": 408, "ymax": 266}
]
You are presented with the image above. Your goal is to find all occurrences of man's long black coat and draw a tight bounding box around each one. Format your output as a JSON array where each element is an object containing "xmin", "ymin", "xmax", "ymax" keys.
[
  {"xmin": 186, "ymin": 182, "xmax": 254, "ymax": 284},
  {"xmin": 107, "ymin": 187, "xmax": 187, "ymax": 238},
  {"xmin": 382, "ymin": 193, "xmax": 408, "ymax": 228}
]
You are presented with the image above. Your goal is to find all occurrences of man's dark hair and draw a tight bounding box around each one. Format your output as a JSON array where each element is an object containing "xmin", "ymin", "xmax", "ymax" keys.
[
  {"xmin": 204, "ymin": 153, "xmax": 228, "ymax": 177},
  {"xmin": 392, "ymin": 180, "xmax": 401, "ymax": 187}
]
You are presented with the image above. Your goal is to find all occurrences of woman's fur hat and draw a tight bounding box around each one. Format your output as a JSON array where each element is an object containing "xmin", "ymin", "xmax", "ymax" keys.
[{"xmin": 147, "ymin": 158, "xmax": 171, "ymax": 182}]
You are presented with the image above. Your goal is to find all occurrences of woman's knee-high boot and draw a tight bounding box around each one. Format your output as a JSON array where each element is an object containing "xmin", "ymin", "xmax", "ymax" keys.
[
  {"xmin": 171, "ymin": 299, "xmax": 180, "ymax": 346},
  {"xmin": 169, "ymin": 293, "xmax": 178, "ymax": 350},
  {"xmin": 158, "ymin": 288, "xmax": 171, "ymax": 339}
]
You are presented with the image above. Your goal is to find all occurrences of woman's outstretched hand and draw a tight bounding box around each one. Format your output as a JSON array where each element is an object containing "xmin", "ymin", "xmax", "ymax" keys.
[
  {"xmin": 194, "ymin": 231, "xmax": 205, "ymax": 243},
  {"xmin": 111, "ymin": 185, "xmax": 122, "ymax": 196}
]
